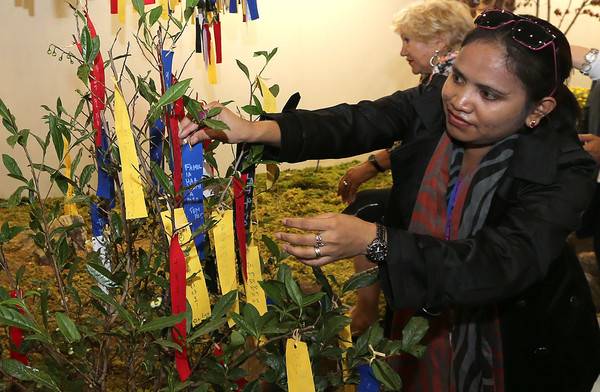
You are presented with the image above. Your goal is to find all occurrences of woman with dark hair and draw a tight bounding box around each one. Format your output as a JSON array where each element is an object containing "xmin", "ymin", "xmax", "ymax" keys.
[{"xmin": 180, "ymin": 11, "xmax": 600, "ymax": 391}]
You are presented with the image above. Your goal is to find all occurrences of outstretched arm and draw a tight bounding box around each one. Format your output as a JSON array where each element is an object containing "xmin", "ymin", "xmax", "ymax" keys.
[{"xmin": 179, "ymin": 101, "xmax": 282, "ymax": 147}]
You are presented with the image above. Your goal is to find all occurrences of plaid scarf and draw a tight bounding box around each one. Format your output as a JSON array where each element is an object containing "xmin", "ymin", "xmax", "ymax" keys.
[{"xmin": 391, "ymin": 131, "xmax": 518, "ymax": 392}]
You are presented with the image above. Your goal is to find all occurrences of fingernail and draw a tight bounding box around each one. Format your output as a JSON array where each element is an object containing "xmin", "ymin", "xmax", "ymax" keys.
[
  {"xmin": 281, "ymin": 218, "xmax": 287, "ymax": 225},
  {"xmin": 276, "ymin": 233, "xmax": 282, "ymax": 240}
]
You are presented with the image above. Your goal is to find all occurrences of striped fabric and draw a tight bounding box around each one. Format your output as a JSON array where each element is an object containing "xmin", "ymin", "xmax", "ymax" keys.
[{"xmin": 391, "ymin": 132, "xmax": 518, "ymax": 391}]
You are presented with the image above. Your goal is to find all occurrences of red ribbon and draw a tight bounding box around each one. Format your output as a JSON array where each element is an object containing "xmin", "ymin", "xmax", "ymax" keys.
[
  {"xmin": 110, "ymin": 0, "xmax": 118, "ymax": 14},
  {"xmin": 214, "ymin": 343, "xmax": 248, "ymax": 388},
  {"xmin": 86, "ymin": 14, "xmax": 106, "ymax": 147},
  {"xmin": 203, "ymin": 23, "xmax": 212, "ymax": 64},
  {"xmin": 213, "ymin": 20, "xmax": 222, "ymax": 64},
  {"xmin": 9, "ymin": 291, "xmax": 28, "ymax": 365},
  {"xmin": 234, "ymin": 175, "xmax": 248, "ymax": 281},
  {"xmin": 170, "ymin": 234, "xmax": 191, "ymax": 381},
  {"xmin": 144, "ymin": 0, "xmax": 156, "ymax": 4}
]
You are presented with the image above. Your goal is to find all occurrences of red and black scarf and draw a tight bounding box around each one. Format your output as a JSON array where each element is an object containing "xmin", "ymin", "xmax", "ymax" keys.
[{"xmin": 391, "ymin": 131, "xmax": 518, "ymax": 392}]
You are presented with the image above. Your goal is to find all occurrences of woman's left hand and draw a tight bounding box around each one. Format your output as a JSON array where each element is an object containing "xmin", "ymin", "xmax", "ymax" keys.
[{"xmin": 276, "ymin": 213, "xmax": 377, "ymax": 267}]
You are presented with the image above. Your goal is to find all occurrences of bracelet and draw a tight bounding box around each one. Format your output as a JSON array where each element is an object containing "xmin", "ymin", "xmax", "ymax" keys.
[
  {"xmin": 368, "ymin": 154, "xmax": 385, "ymax": 172},
  {"xmin": 580, "ymin": 48, "xmax": 599, "ymax": 76}
]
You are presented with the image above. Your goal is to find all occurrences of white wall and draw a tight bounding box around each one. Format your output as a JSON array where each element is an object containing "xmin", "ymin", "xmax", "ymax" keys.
[{"xmin": 1, "ymin": 0, "xmax": 599, "ymax": 199}]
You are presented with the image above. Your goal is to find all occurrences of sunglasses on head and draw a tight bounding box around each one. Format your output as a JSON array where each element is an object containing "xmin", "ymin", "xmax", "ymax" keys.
[{"xmin": 474, "ymin": 9, "xmax": 558, "ymax": 96}]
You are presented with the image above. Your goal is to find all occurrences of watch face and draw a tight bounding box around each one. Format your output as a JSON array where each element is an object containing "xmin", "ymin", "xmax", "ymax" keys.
[{"xmin": 367, "ymin": 240, "xmax": 387, "ymax": 262}]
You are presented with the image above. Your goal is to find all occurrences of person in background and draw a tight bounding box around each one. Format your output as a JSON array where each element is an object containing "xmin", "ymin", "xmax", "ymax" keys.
[
  {"xmin": 180, "ymin": 11, "xmax": 600, "ymax": 390},
  {"xmin": 574, "ymin": 45, "xmax": 600, "ymax": 271},
  {"xmin": 336, "ymin": 0, "xmax": 474, "ymax": 335}
]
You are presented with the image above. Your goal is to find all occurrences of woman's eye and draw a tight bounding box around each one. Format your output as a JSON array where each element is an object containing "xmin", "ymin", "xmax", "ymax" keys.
[
  {"xmin": 451, "ymin": 72, "xmax": 463, "ymax": 84},
  {"xmin": 481, "ymin": 90, "xmax": 497, "ymax": 100}
]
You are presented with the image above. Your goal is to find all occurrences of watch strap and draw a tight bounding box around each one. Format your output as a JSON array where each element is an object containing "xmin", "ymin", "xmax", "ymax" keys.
[{"xmin": 368, "ymin": 154, "xmax": 385, "ymax": 172}]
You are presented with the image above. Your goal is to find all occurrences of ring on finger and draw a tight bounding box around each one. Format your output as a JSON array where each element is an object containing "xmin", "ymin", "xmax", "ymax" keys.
[
  {"xmin": 315, "ymin": 232, "xmax": 325, "ymax": 248},
  {"xmin": 314, "ymin": 246, "xmax": 322, "ymax": 258}
]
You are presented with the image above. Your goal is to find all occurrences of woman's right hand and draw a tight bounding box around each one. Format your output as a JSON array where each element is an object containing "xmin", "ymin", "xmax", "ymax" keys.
[
  {"xmin": 337, "ymin": 162, "xmax": 379, "ymax": 204},
  {"xmin": 179, "ymin": 101, "xmax": 254, "ymax": 146}
]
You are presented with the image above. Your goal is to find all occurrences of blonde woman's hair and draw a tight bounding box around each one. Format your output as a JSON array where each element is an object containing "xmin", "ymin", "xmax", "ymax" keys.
[{"xmin": 392, "ymin": 0, "xmax": 474, "ymax": 51}]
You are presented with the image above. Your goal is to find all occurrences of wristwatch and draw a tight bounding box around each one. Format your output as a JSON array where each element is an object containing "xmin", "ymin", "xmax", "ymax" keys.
[
  {"xmin": 581, "ymin": 48, "xmax": 599, "ymax": 76},
  {"xmin": 368, "ymin": 154, "xmax": 385, "ymax": 172},
  {"xmin": 366, "ymin": 223, "xmax": 387, "ymax": 263}
]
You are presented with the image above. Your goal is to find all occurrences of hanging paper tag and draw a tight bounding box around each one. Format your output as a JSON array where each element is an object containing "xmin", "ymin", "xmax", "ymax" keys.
[
  {"xmin": 211, "ymin": 210, "xmax": 239, "ymax": 326},
  {"xmin": 244, "ymin": 246, "xmax": 268, "ymax": 315},
  {"xmin": 162, "ymin": 209, "xmax": 211, "ymax": 324},
  {"xmin": 182, "ymin": 143, "xmax": 205, "ymax": 259},
  {"xmin": 339, "ymin": 316, "xmax": 355, "ymax": 392},
  {"xmin": 257, "ymin": 76, "xmax": 276, "ymax": 113},
  {"xmin": 63, "ymin": 136, "xmax": 79, "ymax": 216},
  {"xmin": 118, "ymin": 0, "xmax": 126, "ymax": 23},
  {"xmin": 207, "ymin": 31, "xmax": 217, "ymax": 84},
  {"xmin": 195, "ymin": 15, "xmax": 203, "ymax": 53},
  {"xmin": 286, "ymin": 339, "xmax": 316, "ymax": 392},
  {"xmin": 111, "ymin": 0, "xmax": 118, "ymax": 14},
  {"xmin": 112, "ymin": 78, "xmax": 148, "ymax": 220},
  {"xmin": 169, "ymin": 233, "xmax": 192, "ymax": 381},
  {"xmin": 160, "ymin": 0, "xmax": 170, "ymax": 19},
  {"xmin": 229, "ymin": 0, "xmax": 238, "ymax": 13}
]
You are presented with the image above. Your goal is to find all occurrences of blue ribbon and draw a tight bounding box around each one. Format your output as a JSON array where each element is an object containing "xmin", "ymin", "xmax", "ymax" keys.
[
  {"xmin": 182, "ymin": 143, "xmax": 205, "ymax": 259},
  {"xmin": 229, "ymin": 0, "xmax": 237, "ymax": 13},
  {"xmin": 358, "ymin": 365, "xmax": 379, "ymax": 392},
  {"xmin": 96, "ymin": 124, "xmax": 115, "ymax": 203},
  {"xmin": 246, "ymin": 0, "xmax": 259, "ymax": 20}
]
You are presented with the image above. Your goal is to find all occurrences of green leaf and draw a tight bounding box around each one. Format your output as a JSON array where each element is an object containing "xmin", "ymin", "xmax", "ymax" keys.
[
  {"xmin": 241, "ymin": 105, "xmax": 262, "ymax": 116},
  {"xmin": 262, "ymin": 235, "xmax": 281, "ymax": 260},
  {"xmin": 284, "ymin": 275, "xmax": 303, "ymax": 307},
  {"xmin": 269, "ymin": 84, "xmax": 280, "ymax": 98},
  {"xmin": 151, "ymin": 163, "xmax": 175, "ymax": 197},
  {"xmin": 202, "ymin": 118, "xmax": 229, "ymax": 131},
  {"xmin": 132, "ymin": 0, "xmax": 145, "ymax": 14},
  {"xmin": 188, "ymin": 317, "xmax": 229, "ymax": 342},
  {"xmin": 54, "ymin": 312, "xmax": 82, "ymax": 343},
  {"xmin": 147, "ymin": 79, "xmax": 191, "ymax": 125},
  {"xmin": 48, "ymin": 115, "xmax": 65, "ymax": 161},
  {"xmin": 149, "ymin": 8, "xmax": 162, "ymax": 26},
  {"xmin": 1, "ymin": 359, "xmax": 60, "ymax": 392},
  {"xmin": 2, "ymin": 154, "xmax": 23, "ymax": 178},
  {"xmin": 152, "ymin": 338, "xmax": 184, "ymax": 352},
  {"xmin": 401, "ymin": 316, "xmax": 429, "ymax": 348},
  {"xmin": 78, "ymin": 164, "xmax": 96, "ymax": 189},
  {"xmin": 257, "ymin": 280, "xmax": 286, "ymax": 309},
  {"xmin": 0, "ymin": 98, "xmax": 12, "ymax": 123},
  {"xmin": 318, "ymin": 314, "xmax": 350, "ymax": 342},
  {"xmin": 371, "ymin": 359, "xmax": 402, "ymax": 391},
  {"xmin": 139, "ymin": 313, "xmax": 186, "ymax": 333},
  {"xmin": 341, "ymin": 266, "xmax": 379, "ymax": 296},
  {"xmin": 77, "ymin": 64, "xmax": 91, "ymax": 86},
  {"xmin": 0, "ymin": 305, "xmax": 39, "ymax": 333},
  {"xmin": 236, "ymin": 59, "xmax": 250, "ymax": 80},
  {"xmin": 311, "ymin": 267, "xmax": 334, "ymax": 297},
  {"xmin": 210, "ymin": 289, "xmax": 237, "ymax": 320},
  {"xmin": 89, "ymin": 286, "xmax": 136, "ymax": 328},
  {"xmin": 86, "ymin": 262, "xmax": 119, "ymax": 289}
]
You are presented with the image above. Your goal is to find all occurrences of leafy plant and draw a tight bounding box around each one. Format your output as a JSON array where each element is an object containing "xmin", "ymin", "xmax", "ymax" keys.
[{"xmin": 0, "ymin": 1, "xmax": 427, "ymax": 391}]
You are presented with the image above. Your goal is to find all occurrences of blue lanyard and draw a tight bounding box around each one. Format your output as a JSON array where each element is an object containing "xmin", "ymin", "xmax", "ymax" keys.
[{"xmin": 445, "ymin": 174, "xmax": 462, "ymax": 241}]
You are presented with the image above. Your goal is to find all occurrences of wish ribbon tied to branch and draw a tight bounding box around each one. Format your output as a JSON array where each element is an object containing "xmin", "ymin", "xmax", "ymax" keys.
[{"xmin": 111, "ymin": 78, "xmax": 148, "ymax": 220}]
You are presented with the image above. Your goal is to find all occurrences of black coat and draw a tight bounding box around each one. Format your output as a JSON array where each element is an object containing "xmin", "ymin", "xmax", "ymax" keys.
[{"xmin": 267, "ymin": 75, "xmax": 600, "ymax": 391}]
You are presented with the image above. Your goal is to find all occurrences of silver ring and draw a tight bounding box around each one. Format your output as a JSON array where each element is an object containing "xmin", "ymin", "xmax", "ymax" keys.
[
  {"xmin": 342, "ymin": 180, "xmax": 349, "ymax": 187},
  {"xmin": 314, "ymin": 246, "xmax": 321, "ymax": 258},
  {"xmin": 315, "ymin": 233, "xmax": 324, "ymax": 248},
  {"xmin": 182, "ymin": 138, "xmax": 189, "ymax": 145}
]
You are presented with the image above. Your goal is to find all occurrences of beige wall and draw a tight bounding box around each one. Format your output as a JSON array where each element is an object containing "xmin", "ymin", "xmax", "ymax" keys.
[{"xmin": 1, "ymin": 0, "xmax": 599, "ymax": 199}]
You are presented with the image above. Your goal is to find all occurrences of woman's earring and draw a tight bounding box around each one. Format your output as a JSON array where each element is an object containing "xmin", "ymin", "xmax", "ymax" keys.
[
  {"xmin": 429, "ymin": 50, "xmax": 441, "ymax": 67},
  {"xmin": 529, "ymin": 120, "xmax": 537, "ymax": 128}
]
